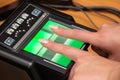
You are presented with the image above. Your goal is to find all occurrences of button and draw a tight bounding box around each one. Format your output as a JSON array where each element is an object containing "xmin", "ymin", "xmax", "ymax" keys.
[
  {"xmin": 16, "ymin": 18, "xmax": 24, "ymax": 24},
  {"xmin": 31, "ymin": 9, "xmax": 41, "ymax": 17},
  {"xmin": 21, "ymin": 13, "xmax": 29, "ymax": 19},
  {"xmin": 6, "ymin": 28, "xmax": 14, "ymax": 35},
  {"xmin": 11, "ymin": 23, "xmax": 19, "ymax": 29},
  {"xmin": 4, "ymin": 37, "xmax": 15, "ymax": 46}
]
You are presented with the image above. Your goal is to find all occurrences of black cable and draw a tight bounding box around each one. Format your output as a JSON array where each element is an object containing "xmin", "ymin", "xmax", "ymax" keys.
[
  {"xmin": 73, "ymin": 3, "xmax": 119, "ymax": 23},
  {"xmin": 72, "ymin": 5, "xmax": 99, "ymax": 29},
  {"xmin": 42, "ymin": 4, "xmax": 120, "ymax": 29},
  {"xmin": 42, "ymin": 4, "xmax": 99, "ymax": 29},
  {"xmin": 92, "ymin": 11, "xmax": 119, "ymax": 23},
  {"xmin": 85, "ymin": 6, "xmax": 120, "ymax": 18},
  {"xmin": 42, "ymin": 4, "xmax": 120, "ymax": 18}
]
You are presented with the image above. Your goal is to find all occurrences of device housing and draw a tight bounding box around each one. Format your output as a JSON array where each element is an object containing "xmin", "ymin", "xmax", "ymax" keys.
[{"xmin": 0, "ymin": 0, "xmax": 96, "ymax": 80}]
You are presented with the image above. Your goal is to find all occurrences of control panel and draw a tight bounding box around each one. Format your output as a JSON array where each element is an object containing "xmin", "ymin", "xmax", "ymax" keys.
[{"xmin": 0, "ymin": 4, "xmax": 48, "ymax": 51}]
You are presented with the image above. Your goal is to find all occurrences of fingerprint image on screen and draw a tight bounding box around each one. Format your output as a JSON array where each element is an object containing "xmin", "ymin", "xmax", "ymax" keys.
[{"xmin": 23, "ymin": 20, "xmax": 85, "ymax": 67}]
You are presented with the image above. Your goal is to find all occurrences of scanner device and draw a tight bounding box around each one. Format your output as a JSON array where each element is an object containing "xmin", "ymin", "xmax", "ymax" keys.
[{"xmin": 0, "ymin": 0, "xmax": 96, "ymax": 80}]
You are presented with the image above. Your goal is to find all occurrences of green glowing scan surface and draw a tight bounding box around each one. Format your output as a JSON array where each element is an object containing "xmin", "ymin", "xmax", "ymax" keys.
[{"xmin": 23, "ymin": 20, "xmax": 84, "ymax": 67}]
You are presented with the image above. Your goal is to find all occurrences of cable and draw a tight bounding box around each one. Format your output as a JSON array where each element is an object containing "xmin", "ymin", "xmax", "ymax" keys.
[
  {"xmin": 42, "ymin": 4, "xmax": 120, "ymax": 17},
  {"xmin": 84, "ymin": 6, "xmax": 120, "ymax": 18},
  {"xmin": 73, "ymin": 3, "xmax": 120, "ymax": 23},
  {"xmin": 42, "ymin": 4, "xmax": 120, "ymax": 29},
  {"xmin": 92, "ymin": 11, "xmax": 119, "ymax": 23},
  {"xmin": 42, "ymin": 4, "xmax": 99, "ymax": 29},
  {"xmin": 72, "ymin": 5, "xmax": 99, "ymax": 29}
]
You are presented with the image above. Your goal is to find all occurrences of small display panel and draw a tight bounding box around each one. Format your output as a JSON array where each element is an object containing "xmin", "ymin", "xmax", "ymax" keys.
[{"xmin": 23, "ymin": 20, "xmax": 85, "ymax": 67}]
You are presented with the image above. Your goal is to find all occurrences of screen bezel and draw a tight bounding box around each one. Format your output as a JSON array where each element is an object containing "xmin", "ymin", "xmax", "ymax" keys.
[
  {"xmin": 0, "ymin": 1, "xmax": 90, "ymax": 74},
  {"xmin": 0, "ymin": 1, "xmax": 95, "ymax": 79},
  {"xmin": 19, "ymin": 16, "xmax": 88, "ymax": 73}
]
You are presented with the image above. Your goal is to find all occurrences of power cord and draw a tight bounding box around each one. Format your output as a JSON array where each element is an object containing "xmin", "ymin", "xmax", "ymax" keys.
[
  {"xmin": 41, "ymin": 3, "xmax": 120, "ymax": 29},
  {"xmin": 42, "ymin": 3, "xmax": 120, "ymax": 17},
  {"xmin": 73, "ymin": 3, "xmax": 120, "ymax": 29},
  {"xmin": 73, "ymin": 5, "xmax": 99, "ymax": 29}
]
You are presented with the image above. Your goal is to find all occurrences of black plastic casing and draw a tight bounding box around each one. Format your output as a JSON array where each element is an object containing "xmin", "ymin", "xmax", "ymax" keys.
[{"xmin": 0, "ymin": 0, "xmax": 96, "ymax": 80}]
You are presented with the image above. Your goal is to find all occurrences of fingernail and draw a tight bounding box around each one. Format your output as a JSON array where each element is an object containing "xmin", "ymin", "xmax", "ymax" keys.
[
  {"xmin": 39, "ymin": 39, "xmax": 49, "ymax": 44},
  {"xmin": 50, "ymin": 26, "xmax": 59, "ymax": 30}
]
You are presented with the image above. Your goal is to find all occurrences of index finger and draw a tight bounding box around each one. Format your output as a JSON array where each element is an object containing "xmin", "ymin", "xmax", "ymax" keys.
[
  {"xmin": 40, "ymin": 40, "xmax": 90, "ymax": 61},
  {"xmin": 50, "ymin": 26, "xmax": 99, "ymax": 46}
]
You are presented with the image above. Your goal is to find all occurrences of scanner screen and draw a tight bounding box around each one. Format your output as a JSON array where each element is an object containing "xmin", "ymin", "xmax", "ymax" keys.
[{"xmin": 23, "ymin": 20, "xmax": 84, "ymax": 67}]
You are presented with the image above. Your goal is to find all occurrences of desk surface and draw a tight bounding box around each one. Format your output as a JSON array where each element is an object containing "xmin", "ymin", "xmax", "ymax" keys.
[
  {"xmin": 60, "ymin": 0, "xmax": 120, "ymax": 30},
  {"xmin": 0, "ymin": 0, "xmax": 16, "ymax": 8},
  {"xmin": 0, "ymin": 0, "xmax": 120, "ymax": 30}
]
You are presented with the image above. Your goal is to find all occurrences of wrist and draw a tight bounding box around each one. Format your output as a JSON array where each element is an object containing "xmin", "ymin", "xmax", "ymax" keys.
[{"xmin": 109, "ymin": 64, "xmax": 120, "ymax": 80}]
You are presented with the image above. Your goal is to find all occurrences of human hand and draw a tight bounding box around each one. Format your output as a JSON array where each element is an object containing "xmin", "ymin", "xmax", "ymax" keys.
[
  {"xmin": 39, "ymin": 23, "xmax": 120, "ymax": 80},
  {"xmin": 45, "ymin": 23, "xmax": 120, "ymax": 61},
  {"xmin": 40, "ymin": 40, "xmax": 120, "ymax": 80}
]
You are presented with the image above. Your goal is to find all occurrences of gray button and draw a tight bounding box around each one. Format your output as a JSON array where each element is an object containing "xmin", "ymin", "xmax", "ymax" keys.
[
  {"xmin": 31, "ymin": 9, "xmax": 41, "ymax": 17},
  {"xmin": 21, "ymin": 13, "xmax": 29, "ymax": 19},
  {"xmin": 11, "ymin": 23, "xmax": 19, "ymax": 29},
  {"xmin": 6, "ymin": 28, "xmax": 14, "ymax": 35},
  {"xmin": 16, "ymin": 18, "xmax": 24, "ymax": 24},
  {"xmin": 4, "ymin": 37, "xmax": 15, "ymax": 46}
]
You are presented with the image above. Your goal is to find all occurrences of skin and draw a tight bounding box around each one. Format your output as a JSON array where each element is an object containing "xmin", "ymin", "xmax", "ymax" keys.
[{"xmin": 39, "ymin": 23, "xmax": 120, "ymax": 80}]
